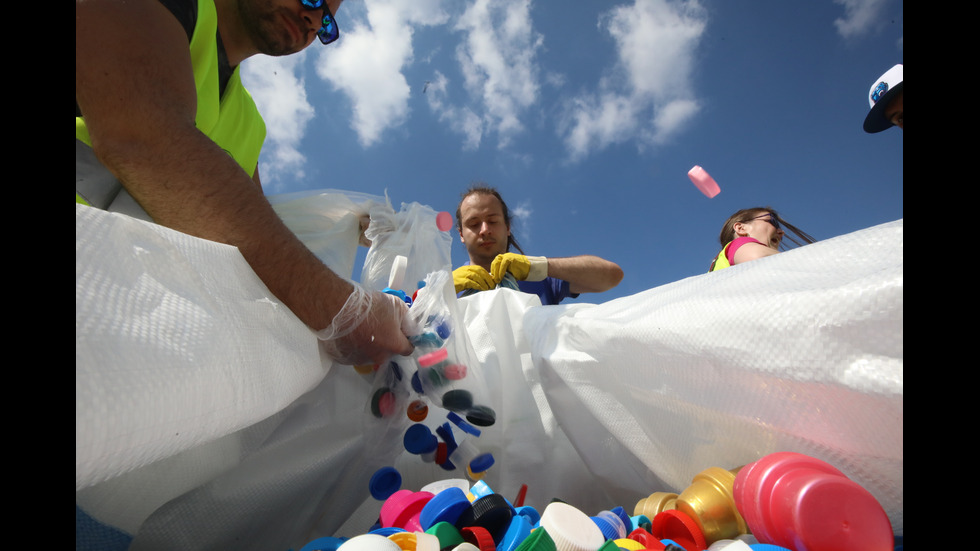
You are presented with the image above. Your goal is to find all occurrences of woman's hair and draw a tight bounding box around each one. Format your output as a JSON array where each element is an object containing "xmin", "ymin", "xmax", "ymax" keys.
[
  {"xmin": 718, "ymin": 206, "xmax": 816, "ymax": 250},
  {"xmin": 455, "ymin": 184, "xmax": 525, "ymax": 254}
]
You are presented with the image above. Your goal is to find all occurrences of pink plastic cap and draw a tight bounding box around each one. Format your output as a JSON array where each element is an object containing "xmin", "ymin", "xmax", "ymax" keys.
[
  {"xmin": 418, "ymin": 348, "xmax": 449, "ymax": 368},
  {"xmin": 380, "ymin": 490, "xmax": 434, "ymax": 529},
  {"xmin": 767, "ymin": 468, "xmax": 893, "ymax": 551},
  {"xmin": 444, "ymin": 363, "xmax": 468, "ymax": 380},
  {"xmin": 688, "ymin": 165, "xmax": 721, "ymax": 198},
  {"xmin": 437, "ymin": 211, "xmax": 454, "ymax": 232},
  {"xmin": 734, "ymin": 452, "xmax": 845, "ymax": 543}
]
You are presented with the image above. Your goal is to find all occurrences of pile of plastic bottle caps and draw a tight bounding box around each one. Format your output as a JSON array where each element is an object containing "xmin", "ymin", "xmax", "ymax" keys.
[{"xmin": 295, "ymin": 451, "xmax": 901, "ymax": 551}]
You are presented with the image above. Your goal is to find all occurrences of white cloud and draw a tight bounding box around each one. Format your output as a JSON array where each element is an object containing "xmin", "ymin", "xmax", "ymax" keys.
[
  {"xmin": 425, "ymin": 71, "xmax": 484, "ymax": 150},
  {"xmin": 833, "ymin": 0, "xmax": 892, "ymax": 39},
  {"xmin": 240, "ymin": 51, "xmax": 315, "ymax": 192},
  {"xmin": 558, "ymin": 0, "xmax": 706, "ymax": 162},
  {"xmin": 428, "ymin": 0, "xmax": 543, "ymax": 149},
  {"xmin": 510, "ymin": 201, "xmax": 533, "ymax": 244},
  {"xmin": 316, "ymin": 0, "xmax": 449, "ymax": 147}
]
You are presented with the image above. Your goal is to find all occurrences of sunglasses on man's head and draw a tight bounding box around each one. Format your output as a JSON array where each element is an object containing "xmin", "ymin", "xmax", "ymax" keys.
[
  {"xmin": 300, "ymin": 0, "xmax": 340, "ymax": 45},
  {"xmin": 749, "ymin": 213, "xmax": 781, "ymax": 230}
]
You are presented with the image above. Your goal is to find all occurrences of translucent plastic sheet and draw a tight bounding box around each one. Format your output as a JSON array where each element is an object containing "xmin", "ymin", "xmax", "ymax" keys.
[{"xmin": 76, "ymin": 199, "xmax": 902, "ymax": 550}]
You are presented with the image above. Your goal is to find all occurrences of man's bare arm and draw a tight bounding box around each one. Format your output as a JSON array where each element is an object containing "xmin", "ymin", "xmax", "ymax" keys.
[
  {"xmin": 547, "ymin": 256, "xmax": 624, "ymax": 294},
  {"xmin": 76, "ymin": 0, "xmax": 411, "ymax": 362}
]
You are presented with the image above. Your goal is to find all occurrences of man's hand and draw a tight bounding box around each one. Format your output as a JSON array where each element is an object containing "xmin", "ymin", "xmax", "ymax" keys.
[
  {"xmin": 490, "ymin": 253, "xmax": 548, "ymax": 282},
  {"xmin": 453, "ymin": 265, "xmax": 496, "ymax": 293},
  {"xmin": 316, "ymin": 283, "xmax": 415, "ymax": 366}
]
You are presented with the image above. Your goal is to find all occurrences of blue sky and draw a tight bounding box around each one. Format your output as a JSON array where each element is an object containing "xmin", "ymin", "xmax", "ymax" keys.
[{"xmin": 241, "ymin": 0, "xmax": 903, "ymax": 303}]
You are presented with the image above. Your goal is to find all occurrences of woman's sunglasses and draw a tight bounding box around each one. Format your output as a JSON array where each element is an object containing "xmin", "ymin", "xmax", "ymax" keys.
[
  {"xmin": 748, "ymin": 213, "xmax": 781, "ymax": 230},
  {"xmin": 300, "ymin": 0, "xmax": 340, "ymax": 45}
]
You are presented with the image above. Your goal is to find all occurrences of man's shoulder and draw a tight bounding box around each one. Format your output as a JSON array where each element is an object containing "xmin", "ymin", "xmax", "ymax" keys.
[{"xmin": 159, "ymin": 0, "xmax": 198, "ymax": 41}]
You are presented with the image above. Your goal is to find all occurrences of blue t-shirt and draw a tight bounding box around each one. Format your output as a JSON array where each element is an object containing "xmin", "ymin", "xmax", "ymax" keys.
[
  {"xmin": 458, "ymin": 274, "xmax": 578, "ymax": 305},
  {"xmin": 516, "ymin": 278, "xmax": 578, "ymax": 305}
]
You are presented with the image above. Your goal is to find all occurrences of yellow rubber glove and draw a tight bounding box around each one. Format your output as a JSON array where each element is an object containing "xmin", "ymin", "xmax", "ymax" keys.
[
  {"xmin": 453, "ymin": 265, "xmax": 496, "ymax": 293},
  {"xmin": 490, "ymin": 253, "xmax": 548, "ymax": 282}
]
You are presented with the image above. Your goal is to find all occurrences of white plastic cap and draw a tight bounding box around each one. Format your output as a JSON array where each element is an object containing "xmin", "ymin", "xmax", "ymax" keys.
[
  {"xmin": 540, "ymin": 502, "xmax": 605, "ymax": 551},
  {"xmin": 337, "ymin": 534, "xmax": 402, "ymax": 550}
]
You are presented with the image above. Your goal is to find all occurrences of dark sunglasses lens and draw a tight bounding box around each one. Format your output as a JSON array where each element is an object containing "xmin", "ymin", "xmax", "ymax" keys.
[
  {"xmin": 300, "ymin": 0, "xmax": 323, "ymax": 8},
  {"xmin": 318, "ymin": 14, "xmax": 339, "ymax": 44}
]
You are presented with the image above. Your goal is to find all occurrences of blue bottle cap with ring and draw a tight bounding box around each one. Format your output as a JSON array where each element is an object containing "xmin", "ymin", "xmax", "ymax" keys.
[
  {"xmin": 591, "ymin": 510, "xmax": 626, "ymax": 540},
  {"xmin": 419, "ymin": 486, "xmax": 472, "ymax": 530},
  {"xmin": 369, "ymin": 466, "xmax": 402, "ymax": 501},
  {"xmin": 497, "ymin": 515, "xmax": 532, "ymax": 551},
  {"xmin": 610, "ymin": 506, "xmax": 632, "ymax": 532},
  {"xmin": 514, "ymin": 505, "xmax": 540, "ymax": 527}
]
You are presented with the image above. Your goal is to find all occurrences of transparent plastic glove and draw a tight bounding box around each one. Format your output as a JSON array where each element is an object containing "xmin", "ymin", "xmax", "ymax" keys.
[
  {"xmin": 453, "ymin": 265, "xmax": 496, "ymax": 293},
  {"xmin": 358, "ymin": 214, "xmax": 372, "ymax": 247},
  {"xmin": 490, "ymin": 252, "xmax": 548, "ymax": 282},
  {"xmin": 316, "ymin": 282, "xmax": 415, "ymax": 365}
]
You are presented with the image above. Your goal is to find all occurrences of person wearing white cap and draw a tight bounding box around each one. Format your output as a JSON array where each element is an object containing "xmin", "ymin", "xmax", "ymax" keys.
[{"xmin": 863, "ymin": 64, "xmax": 903, "ymax": 133}]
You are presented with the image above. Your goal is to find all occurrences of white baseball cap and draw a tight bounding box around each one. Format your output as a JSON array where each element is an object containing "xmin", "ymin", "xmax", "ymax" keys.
[{"xmin": 863, "ymin": 64, "xmax": 903, "ymax": 133}]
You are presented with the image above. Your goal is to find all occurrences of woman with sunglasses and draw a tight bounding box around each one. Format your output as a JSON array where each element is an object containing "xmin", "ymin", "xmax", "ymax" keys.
[{"xmin": 709, "ymin": 207, "xmax": 815, "ymax": 272}]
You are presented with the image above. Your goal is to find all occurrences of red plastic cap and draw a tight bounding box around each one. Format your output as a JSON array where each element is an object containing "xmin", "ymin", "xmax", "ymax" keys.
[
  {"xmin": 628, "ymin": 527, "xmax": 666, "ymax": 550},
  {"xmin": 651, "ymin": 510, "xmax": 706, "ymax": 551},
  {"xmin": 461, "ymin": 526, "xmax": 496, "ymax": 550}
]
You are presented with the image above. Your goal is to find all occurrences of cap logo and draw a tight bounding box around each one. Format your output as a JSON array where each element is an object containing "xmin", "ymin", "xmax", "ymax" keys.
[{"xmin": 870, "ymin": 81, "xmax": 889, "ymax": 104}]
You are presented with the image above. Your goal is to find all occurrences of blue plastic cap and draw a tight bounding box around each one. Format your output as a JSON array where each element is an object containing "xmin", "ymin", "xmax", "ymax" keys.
[
  {"xmin": 469, "ymin": 453, "xmax": 495, "ymax": 473},
  {"xmin": 611, "ymin": 506, "xmax": 631, "ymax": 532},
  {"xmin": 419, "ymin": 487, "xmax": 472, "ymax": 530},
  {"xmin": 497, "ymin": 515, "xmax": 532, "ymax": 551},
  {"xmin": 514, "ymin": 505, "xmax": 540, "ymax": 526},
  {"xmin": 447, "ymin": 412, "xmax": 482, "ymax": 437},
  {"xmin": 298, "ymin": 536, "xmax": 348, "ymax": 551},
  {"xmin": 591, "ymin": 515, "xmax": 619, "ymax": 541},
  {"xmin": 436, "ymin": 320, "xmax": 451, "ymax": 339},
  {"xmin": 404, "ymin": 424, "xmax": 437, "ymax": 455},
  {"xmin": 367, "ymin": 527, "xmax": 408, "ymax": 536},
  {"xmin": 369, "ymin": 467, "xmax": 402, "ymax": 501},
  {"xmin": 411, "ymin": 371, "xmax": 424, "ymax": 394}
]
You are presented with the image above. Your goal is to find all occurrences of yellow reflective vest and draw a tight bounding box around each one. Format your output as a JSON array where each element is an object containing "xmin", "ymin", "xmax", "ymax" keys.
[
  {"xmin": 76, "ymin": 0, "xmax": 266, "ymax": 206},
  {"xmin": 709, "ymin": 242, "xmax": 733, "ymax": 272}
]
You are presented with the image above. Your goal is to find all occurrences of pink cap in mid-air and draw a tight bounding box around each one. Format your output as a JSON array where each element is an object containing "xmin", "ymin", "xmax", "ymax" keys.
[
  {"xmin": 437, "ymin": 211, "xmax": 454, "ymax": 231},
  {"xmin": 688, "ymin": 165, "xmax": 721, "ymax": 198}
]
